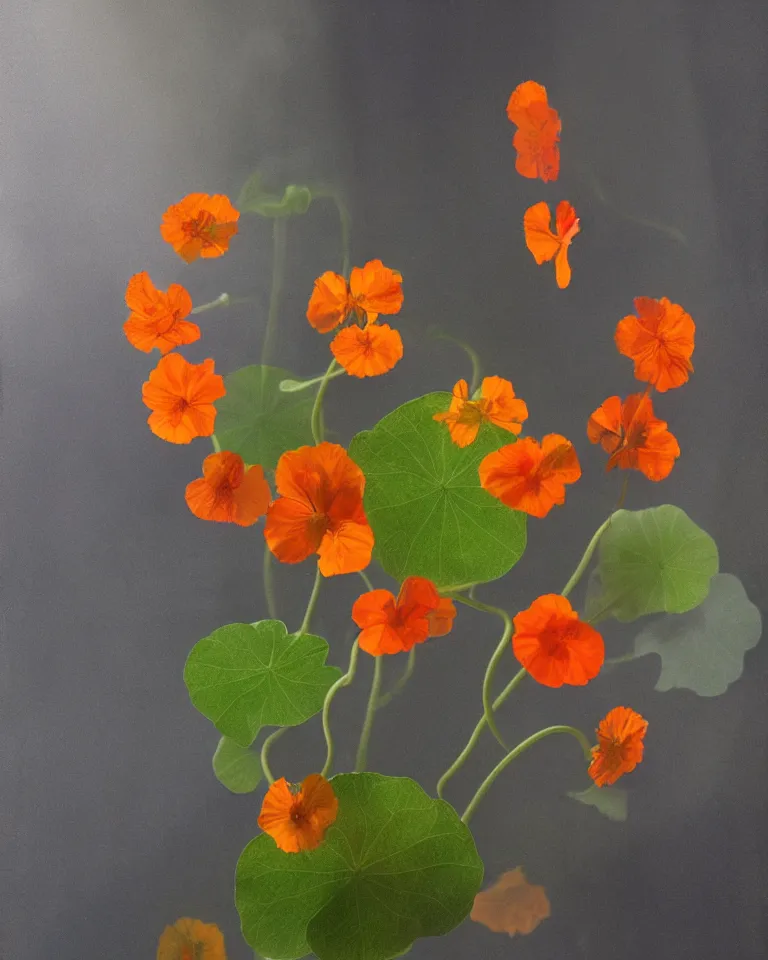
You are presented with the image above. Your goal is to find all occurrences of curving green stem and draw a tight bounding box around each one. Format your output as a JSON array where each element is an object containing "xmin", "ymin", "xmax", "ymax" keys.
[
  {"xmin": 377, "ymin": 647, "xmax": 416, "ymax": 709},
  {"xmin": 310, "ymin": 358, "xmax": 339, "ymax": 444},
  {"xmin": 436, "ymin": 667, "xmax": 526, "ymax": 798},
  {"xmin": 260, "ymin": 727, "xmax": 287, "ymax": 785},
  {"xmin": 357, "ymin": 569, "xmax": 374, "ymax": 592},
  {"xmin": 334, "ymin": 195, "xmax": 351, "ymax": 278},
  {"xmin": 313, "ymin": 188, "xmax": 351, "ymax": 278},
  {"xmin": 191, "ymin": 292, "xmax": 231, "ymax": 314},
  {"xmin": 321, "ymin": 641, "xmax": 360, "ymax": 778},
  {"xmin": 454, "ymin": 595, "xmax": 512, "ymax": 750},
  {"xmin": 355, "ymin": 656, "xmax": 384, "ymax": 772},
  {"xmin": 431, "ymin": 331, "xmax": 483, "ymax": 395},
  {"xmin": 279, "ymin": 368, "xmax": 346, "ymax": 393},
  {"xmin": 298, "ymin": 564, "xmax": 322, "ymax": 636},
  {"xmin": 461, "ymin": 725, "xmax": 593, "ymax": 824},
  {"xmin": 437, "ymin": 515, "xmax": 613, "ymax": 798},
  {"xmin": 260, "ymin": 217, "xmax": 288, "ymax": 367},
  {"xmin": 560, "ymin": 515, "xmax": 613, "ymax": 598}
]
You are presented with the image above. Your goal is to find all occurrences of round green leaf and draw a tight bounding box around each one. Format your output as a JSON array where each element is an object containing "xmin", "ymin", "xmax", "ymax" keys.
[
  {"xmin": 584, "ymin": 505, "xmax": 719, "ymax": 622},
  {"xmin": 185, "ymin": 620, "xmax": 341, "ymax": 747},
  {"xmin": 349, "ymin": 393, "xmax": 527, "ymax": 589},
  {"xmin": 236, "ymin": 773, "xmax": 484, "ymax": 960},
  {"xmin": 633, "ymin": 573, "xmax": 762, "ymax": 696},
  {"xmin": 213, "ymin": 736, "xmax": 263, "ymax": 794},
  {"xmin": 214, "ymin": 365, "xmax": 314, "ymax": 471},
  {"xmin": 567, "ymin": 784, "xmax": 628, "ymax": 822}
]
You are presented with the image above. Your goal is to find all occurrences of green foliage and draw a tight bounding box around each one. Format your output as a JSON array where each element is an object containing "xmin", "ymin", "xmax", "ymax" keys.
[
  {"xmin": 238, "ymin": 172, "xmax": 313, "ymax": 217},
  {"xmin": 236, "ymin": 773, "xmax": 483, "ymax": 960},
  {"xmin": 567, "ymin": 784, "xmax": 628, "ymax": 822},
  {"xmin": 633, "ymin": 573, "xmax": 761, "ymax": 696},
  {"xmin": 185, "ymin": 620, "xmax": 341, "ymax": 747},
  {"xmin": 213, "ymin": 736, "xmax": 263, "ymax": 794},
  {"xmin": 349, "ymin": 393, "xmax": 527, "ymax": 589},
  {"xmin": 584, "ymin": 505, "xmax": 719, "ymax": 623},
  {"xmin": 214, "ymin": 365, "xmax": 314, "ymax": 471}
]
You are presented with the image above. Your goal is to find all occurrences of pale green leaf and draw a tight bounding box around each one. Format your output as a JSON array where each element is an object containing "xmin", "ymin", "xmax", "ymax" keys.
[
  {"xmin": 567, "ymin": 784, "xmax": 628, "ymax": 822},
  {"xmin": 212, "ymin": 736, "xmax": 263, "ymax": 794},
  {"xmin": 236, "ymin": 773, "xmax": 483, "ymax": 960},
  {"xmin": 585, "ymin": 505, "xmax": 718, "ymax": 622},
  {"xmin": 185, "ymin": 620, "xmax": 341, "ymax": 747},
  {"xmin": 634, "ymin": 573, "xmax": 762, "ymax": 696},
  {"xmin": 214, "ymin": 365, "xmax": 313, "ymax": 471},
  {"xmin": 349, "ymin": 393, "xmax": 527, "ymax": 589}
]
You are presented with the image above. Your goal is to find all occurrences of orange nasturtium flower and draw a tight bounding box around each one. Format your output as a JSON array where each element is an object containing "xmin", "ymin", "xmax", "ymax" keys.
[
  {"xmin": 351, "ymin": 576, "xmax": 455, "ymax": 656},
  {"xmin": 123, "ymin": 271, "xmax": 199, "ymax": 355},
  {"xmin": 264, "ymin": 442, "xmax": 374, "ymax": 577},
  {"xmin": 587, "ymin": 393, "xmax": 680, "ymax": 481},
  {"xmin": 471, "ymin": 867, "xmax": 551, "ymax": 937},
  {"xmin": 506, "ymin": 80, "xmax": 561, "ymax": 182},
  {"xmin": 433, "ymin": 377, "xmax": 528, "ymax": 447},
  {"xmin": 160, "ymin": 193, "xmax": 239, "ymax": 263},
  {"xmin": 185, "ymin": 451, "xmax": 270, "ymax": 526},
  {"xmin": 330, "ymin": 321, "xmax": 403, "ymax": 378},
  {"xmin": 512, "ymin": 594, "xmax": 604, "ymax": 687},
  {"xmin": 523, "ymin": 201, "xmax": 580, "ymax": 289},
  {"xmin": 615, "ymin": 296, "xmax": 695, "ymax": 392},
  {"xmin": 588, "ymin": 706, "xmax": 649, "ymax": 787},
  {"xmin": 142, "ymin": 353, "xmax": 225, "ymax": 444},
  {"xmin": 306, "ymin": 259, "xmax": 404, "ymax": 332},
  {"xmin": 479, "ymin": 434, "xmax": 581, "ymax": 518},
  {"xmin": 258, "ymin": 773, "xmax": 338, "ymax": 853},
  {"xmin": 156, "ymin": 917, "xmax": 226, "ymax": 960}
]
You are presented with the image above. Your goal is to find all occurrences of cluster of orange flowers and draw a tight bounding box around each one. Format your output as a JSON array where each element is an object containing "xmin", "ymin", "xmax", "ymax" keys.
[
  {"xmin": 123, "ymin": 196, "xmax": 410, "ymax": 542},
  {"xmin": 588, "ymin": 296, "xmax": 695, "ymax": 480},
  {"xmin": 306, "ymin": 259, "xmax": 405, "ymax": 377},
  {"xmin": 505, "ymin": 80, "xmax": 580, "ymax": 289},
  {"xmin": 429, "ymin": 309, "xmax": 694, "ymax": 515},
  {"xmin": 124, "ymin": 192, "xmax": 237, "ymax": 447},
  {"xmin": 130, "ymin": 82, "xmax": 694, "ymax": 870}
]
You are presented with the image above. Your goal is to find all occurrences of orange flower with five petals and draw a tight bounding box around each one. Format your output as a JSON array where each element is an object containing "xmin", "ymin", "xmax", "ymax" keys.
[
  {"xmin": 351, "ymin": 576, "xmax": 453, "ymax": 656},
  {"xmin": 157, "ymin": 917, "xmax": 226, "ymax": 960},
  {"xmin": 524, "ymin": 201, "xmax": 580, "ymax": 289},
  {"xmin": 330, "ymin": 322, "xmax": 403, "ymax": 378},
  {"xmin": 433, "ymin": 376, "xmax": 528, "ymax": 447},
  {"xmin": 306, "ymin": 259, "xmax": 403, "ymax": 332},
  {"xmin": 142, "ymin": 353, "xmax": 225, "ymax": 444},
  {"xmin": 588, "ymin": 706, "xmax": 648, "ymax": 787},
  {"xmin": 479, "ymin": 434, "xmax": 581, "ymax": 518},
  {"xmin": 264, "ymin": 442, "xmax": 374, "ymax": 577},
  {"xmin": 614, "ymin": 296, "xmax": 695, "ymax": 392},
  {"xmin": 123, "ymin": 271, "xmax": 198, "ymax": 355},
  {"xmin": 258, "ymin": 773, "xmax": 338, "ymax": 853},
  {"xmin": 512, "ymin": 594, "xmax": 604, "ymax": 687},
  {"xmin": 506, "ymin": 80, "xmax": 561, "ymax": 182},
  {"xmin": 185, "ymin": 451, "xmax": 270, "ymax": 526},
  {"xmin": 160, "ymin": 193, "xmax": 239, "ymax": 263},
  {"xmin": 587, "ymin": 393, "xmax": 680, "ymax": 481}
]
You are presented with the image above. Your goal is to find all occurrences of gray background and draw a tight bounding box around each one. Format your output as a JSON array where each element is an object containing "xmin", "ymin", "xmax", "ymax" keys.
[{"xmin": 2, "ymin": 1, "xmax": 767, "ymax": 957}]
